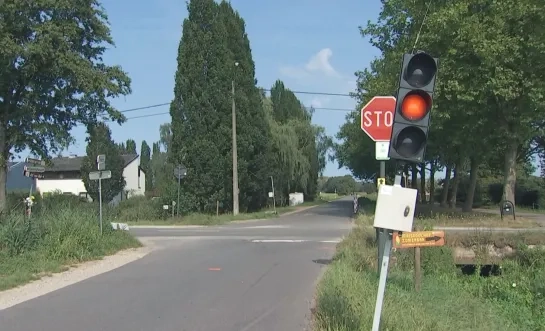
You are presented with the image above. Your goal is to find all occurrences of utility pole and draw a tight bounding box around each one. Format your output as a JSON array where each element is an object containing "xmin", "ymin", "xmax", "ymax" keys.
[{"xmin": 232, "ymin": 76, "xmax": 239, "ymax": 216}]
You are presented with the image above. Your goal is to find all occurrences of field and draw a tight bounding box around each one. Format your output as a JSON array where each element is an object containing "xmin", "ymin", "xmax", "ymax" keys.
[
  {"xmin": 121, "ymin": 193, "xmax": 339, "ymax": 226},
  {"xmin": 313, "ymin": 196, "xmax": 545, "ymax": 331},
  {"xmin": 0, "ymin": 198, "xmax": 141, "ymax": 291}
]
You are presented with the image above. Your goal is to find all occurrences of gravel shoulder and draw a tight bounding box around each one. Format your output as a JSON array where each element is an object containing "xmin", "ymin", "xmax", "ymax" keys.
[{"xmin": 0, "ymin": 246, "xmax": 152, "ymax": 311}]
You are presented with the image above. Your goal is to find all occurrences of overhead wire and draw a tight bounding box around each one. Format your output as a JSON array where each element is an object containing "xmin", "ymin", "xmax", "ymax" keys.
[{"xmin": 101, "ymin": 88, "xmax": 357, "ymax": 123}]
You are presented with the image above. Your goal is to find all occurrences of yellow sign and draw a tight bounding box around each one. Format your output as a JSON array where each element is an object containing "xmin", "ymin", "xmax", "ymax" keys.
[
  {"xmin": 393, "ymin": 231, "xmax": 445, "ymax": 249},
  {"xmin": 377, "ymin": 177, "xmax": 385, "ymax": 189}
]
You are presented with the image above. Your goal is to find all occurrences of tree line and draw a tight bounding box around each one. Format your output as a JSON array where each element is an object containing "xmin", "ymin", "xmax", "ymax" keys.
[
  {"xmin": 0, "ymin": 0, "xmax": 332, "ymax": 214},
  {"xmin": 334, "ymin": 0, "xmax": 545, "ymax": 211}
]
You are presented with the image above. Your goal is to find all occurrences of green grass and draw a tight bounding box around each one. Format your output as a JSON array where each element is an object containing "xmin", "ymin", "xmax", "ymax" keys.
[
  {"xmin": 126, "ymin": 197, "xmax": 335, "ymax": 226},
  {"xmin": 356, "ymin": 196, "xmax": 542, "ymax": 229},
  {"xmin": 0, "ymin": 205, "xmax": 141, "ymax": 291},
  {"xmin": 313, "ymin": 226, "xmax": 545, "ymax": 331}
]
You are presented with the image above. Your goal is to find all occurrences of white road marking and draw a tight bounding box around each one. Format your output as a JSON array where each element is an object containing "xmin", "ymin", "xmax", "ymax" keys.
[
  {"xmin": 243, "ymin": 225, "xmax": 290, "ymax": 229},
  {"xmin": 250, "ymin": 239, "xmax": 342, "ymax": 243},
  {"xmin": 251, "ymin": 239, "xmax": 307, "ymax": 243}
]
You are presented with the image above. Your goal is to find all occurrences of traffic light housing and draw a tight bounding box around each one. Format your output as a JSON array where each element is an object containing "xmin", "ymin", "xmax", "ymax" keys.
[{"xmin": 388, "ymin": 52, "xmax": 438, "ymax": 163}]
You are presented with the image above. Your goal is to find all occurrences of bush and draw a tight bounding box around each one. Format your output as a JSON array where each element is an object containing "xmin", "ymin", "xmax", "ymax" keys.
[
  {"xmin": 0, "ymin": 204, "xmax": 141, "ymax": 291},
  {"xmin": 115, "ymin": 196, "xmax": 164, "ymax": 222}
]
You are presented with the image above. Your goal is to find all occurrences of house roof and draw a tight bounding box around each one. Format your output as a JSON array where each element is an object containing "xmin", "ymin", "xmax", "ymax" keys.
[{"xmin": 44, "ymin": 154, "xmax": 139, "ymax": 172}]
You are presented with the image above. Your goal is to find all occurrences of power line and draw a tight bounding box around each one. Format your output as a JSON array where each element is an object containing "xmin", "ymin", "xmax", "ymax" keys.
[
  {"xmin": 115, "ymin": 88, "xmax": 354, "ymax": 115},
  {"xmin": 111, "ymin": 105, "xmax": 355, "ymax": 123},
  {"xmin": 262, "ymin": 89, "xmax": 353, "ymax": 97}
]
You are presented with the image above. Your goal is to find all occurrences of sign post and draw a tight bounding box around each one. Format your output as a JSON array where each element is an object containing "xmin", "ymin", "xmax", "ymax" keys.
[
  {"xmin": 371, "ymin": 177, "xmax": 417, "ymax": 331},
  {"xmin": 23, "ymin": 157, "xmax": 46, "ymax": 218},
  {"xmin": 174, "ymin": 164, "xmax": 187, "ymax": 217},
  {"xmin": 360, "ymin": 96, "xmax": 396, "ymax": 272},
  {"xmin": 90, "ymin": 154, "xmax": 109, "ymax": 235}
]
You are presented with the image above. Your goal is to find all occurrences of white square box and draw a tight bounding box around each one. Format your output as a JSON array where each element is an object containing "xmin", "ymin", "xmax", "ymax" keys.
[{"xmin": 373, "ymin": 184, "xmax": 417, "ymax": 232}]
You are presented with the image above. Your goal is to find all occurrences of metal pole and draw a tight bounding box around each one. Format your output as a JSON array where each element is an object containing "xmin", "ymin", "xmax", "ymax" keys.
[
  {"xmin": 232, "ymin": 80, "xmax": 239, "ymax": 216},
  {"xmin": 98, "ymin": 177, "xmax": 103, "ymax": 235},
  {"xmin": 377, "ymin": 160, "xmax": 386, "ymax": 273},
  {"xmin": 177, "ymin": 171, "xmax": 181, "ymax": 217},
  {"xmin": 371, "ymin": 230, "xmax": 393, "ymax": 331},
  {"xmin": 271, "ymin": 176, "xmax": 276, "ymax": 214}
]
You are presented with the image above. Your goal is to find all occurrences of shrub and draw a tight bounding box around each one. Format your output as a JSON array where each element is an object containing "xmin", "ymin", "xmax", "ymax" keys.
[{"xmin": 0, "ymin": 204, "xmax": 141, "ymax": 291}]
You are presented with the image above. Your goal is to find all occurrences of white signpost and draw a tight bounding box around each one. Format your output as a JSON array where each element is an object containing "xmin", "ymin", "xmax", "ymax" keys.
[
  {"xmin": 371, "ymin": 175, "xmax": 418, "ymax": 331},
  {"xmin": 89, "ymin": 154, "xmax": 109, "ymax": 235}
]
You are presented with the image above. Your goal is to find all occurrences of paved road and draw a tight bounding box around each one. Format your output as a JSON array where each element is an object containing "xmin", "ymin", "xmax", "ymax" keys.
[{"xmin": 0, "ymin": 199, "xmax": 354, "ymax": 331}]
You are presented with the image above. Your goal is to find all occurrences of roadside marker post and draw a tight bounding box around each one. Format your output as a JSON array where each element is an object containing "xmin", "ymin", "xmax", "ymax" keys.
[{"xmin": 371, "ymin": 174, "xmax": 417, "ymax": 331}]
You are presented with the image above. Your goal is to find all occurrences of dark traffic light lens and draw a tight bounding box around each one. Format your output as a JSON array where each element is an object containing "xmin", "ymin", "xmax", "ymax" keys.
[
  {"xmin": 394, "ymin": 126, "xmax": 426, "ymax": 158},
  {"xmin": 405, "ymin": 53, "xmax": 437, "ymax": 88}
]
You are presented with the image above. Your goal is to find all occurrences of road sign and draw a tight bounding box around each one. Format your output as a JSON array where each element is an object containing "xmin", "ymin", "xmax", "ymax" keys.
[
  {"xmin": 89, "ymin": 170, "xmax": 112, "ymax": 180},
  {"xmin": 393, "ymin": 231, "xmax": 445, "ymax": 249},
  {"xmin": 97, "ymin": 154, "xmax": 106, "ymax": 171},
  {"xmin": 361, "ymin": 96, "xmax": 396, "ymax": 141},
  {"xmin": 24, "ymin": 165, "xmax": 45, "ymax": 173},
  {"xmin": 174, "ymin": 165, "xmax": 187, "ymax": 179},
  {"xmin": 375, "ymin": 141, "xmax": 390, "ymax": 160},
  {"xmin": 25, "ymin": 157, "xmax": 45, "ymax": 166}
]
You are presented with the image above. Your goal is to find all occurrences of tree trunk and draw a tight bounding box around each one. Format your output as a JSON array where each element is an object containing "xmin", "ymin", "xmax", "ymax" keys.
[
  {"xmin": 462, "ymin": 157, "xmax": 480, "ymax": 212},
  {"xmin": 411, "ymin": 164, "xmax": 418, "ymax": 189},
  {"xmin": 419, "ymin": 164, "xmax": 426, "ymax": 203},
  {"xmin": 429, "ymin": 162, "xmax": 436, "ymax": 204},
  {"xmin": 0, "ymin": 122, "xmax": 7, "ymax": 213},
  {"xmin": 440, "ymin": 165, "xmax": 452, "ymax": 207},
  {"xmin": 449, "ymin": 165, "xmax": 460, "ymax": 209},
  {"xmin": 502, "ymin": 139, "xmax": 518, "ymax": 206}
]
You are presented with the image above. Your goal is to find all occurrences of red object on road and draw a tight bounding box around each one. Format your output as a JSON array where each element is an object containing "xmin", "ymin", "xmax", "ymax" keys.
[{"xmin": 360, "ymin": 96, "xmax": 396, "ymax": 141}]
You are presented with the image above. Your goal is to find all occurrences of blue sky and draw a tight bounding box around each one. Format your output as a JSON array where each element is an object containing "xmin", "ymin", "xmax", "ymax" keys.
[{"xmin": 45, "ymin": 0, "xmax": 382, "ymax": 177}]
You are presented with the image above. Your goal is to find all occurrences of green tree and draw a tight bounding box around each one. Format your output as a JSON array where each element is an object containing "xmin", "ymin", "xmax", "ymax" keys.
[
  {"xmin": 0, "ymin": 0, "xmax": 131, "ymax": 210},
  {"xmin": 125, "ymin": 139, "xmax": 137, "ymax": 154},
  {"xmin": 140, "ymin": 140, "xmax": 152, "ymax": 192},
  {"xmin": 170, "ymin": 0, "xmax": 231, "ymax": 212},
  {"xmin": 218, "ymin": 0, "xmax": 274, "ymax": 211},
  {"xmin": 80, "ymin": 123, "xmax": 126, "ymax": 203}
]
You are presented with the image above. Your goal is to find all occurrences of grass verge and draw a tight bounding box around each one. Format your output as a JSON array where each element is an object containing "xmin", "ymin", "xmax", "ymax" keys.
[
  {"xmin": 0, "ymin": 206, "xmax": 141, "ymax": 291},
  {"xmin": 126, "ymin": 197, "xmax": 335, "ymax": 226},
  {"xmin": 313, "ymin": 226, "xmax": 545, "ymax": 331}
]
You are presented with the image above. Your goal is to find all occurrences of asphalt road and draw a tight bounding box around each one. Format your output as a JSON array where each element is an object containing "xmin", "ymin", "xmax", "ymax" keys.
[{"xmin": 0, "ymin": 198, "xmax": 354, "ymax": 331}]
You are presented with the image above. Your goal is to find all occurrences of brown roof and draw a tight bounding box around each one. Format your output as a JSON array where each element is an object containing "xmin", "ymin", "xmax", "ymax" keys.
[{"xmin": 44, "ymin": 154, "xmax": 139, "ymax": 172}]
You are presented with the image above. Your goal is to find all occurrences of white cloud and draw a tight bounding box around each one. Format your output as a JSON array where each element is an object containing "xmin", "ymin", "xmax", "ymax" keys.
[
  {"xmin": 304, "ymin": 48, "xmax": 339, "ymax": 77},
  {"xmin": 279, "ymin": 48, "xmax": 340, "ymax": 80}
]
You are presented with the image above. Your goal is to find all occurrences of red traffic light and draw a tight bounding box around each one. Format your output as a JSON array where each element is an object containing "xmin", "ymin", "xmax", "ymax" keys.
[{"xmin": 400, "ymin": 91, "xmax": 431, "ymax": 121}]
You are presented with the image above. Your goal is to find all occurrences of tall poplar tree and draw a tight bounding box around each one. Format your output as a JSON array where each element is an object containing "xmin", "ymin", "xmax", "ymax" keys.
[{"xmin": 170, "ymin": 0, "xmax": 232, "ymax": 212}]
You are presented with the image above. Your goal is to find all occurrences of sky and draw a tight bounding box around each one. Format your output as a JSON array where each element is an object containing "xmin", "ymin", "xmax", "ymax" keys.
[{"xmin": 37, "ymin": 0, "xmax": 382, "ymax": 178}]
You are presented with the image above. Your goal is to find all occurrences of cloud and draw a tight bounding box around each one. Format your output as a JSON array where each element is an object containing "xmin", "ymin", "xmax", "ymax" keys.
[
  {"xmin": 279, "ymin": 48, "xmax": 340, "ymax": 80},
  {"xmin": 304, "ymin": 48, "xmax": 339, "ymax": 77}
]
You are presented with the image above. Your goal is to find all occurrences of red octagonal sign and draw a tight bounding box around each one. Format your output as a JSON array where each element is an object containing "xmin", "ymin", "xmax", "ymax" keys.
[{"xmin": 360, "ymin": 96, "xmax": 396, "ymax": 141}]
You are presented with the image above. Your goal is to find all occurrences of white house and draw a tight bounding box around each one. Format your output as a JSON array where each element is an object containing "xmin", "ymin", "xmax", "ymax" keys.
[{"xmin": 36, "ymin": 154, "xmax": 145, "ymax": 204}]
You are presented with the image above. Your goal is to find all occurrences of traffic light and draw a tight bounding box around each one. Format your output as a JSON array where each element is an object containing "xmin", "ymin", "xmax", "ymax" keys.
[{"xmin": 388, "ymin": 52, "xmax": 438, "ymax": 163}]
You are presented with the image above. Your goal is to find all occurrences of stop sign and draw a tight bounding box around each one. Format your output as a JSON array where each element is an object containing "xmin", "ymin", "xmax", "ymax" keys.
[{"xmin": 360, "ymin": 96, "xmax": 396, "ymax": 141}]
